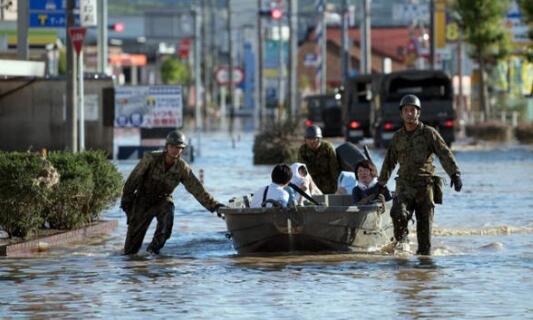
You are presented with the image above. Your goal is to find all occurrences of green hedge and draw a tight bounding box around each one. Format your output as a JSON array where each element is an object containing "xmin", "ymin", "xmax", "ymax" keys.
[
  {"xmin": 253, "ymin": 120, "xmax": 300, "ymax": 164},
  {"xmin": 0, "ymin": 151, "xmax": 123, "ymax": 238},
  {"xmin": 465, "ymin": 121, "xmax": 512, "ymax": 142},
  {"xmin": 515, "ymin": 124, "xmax": 533, "ymax": 144}
]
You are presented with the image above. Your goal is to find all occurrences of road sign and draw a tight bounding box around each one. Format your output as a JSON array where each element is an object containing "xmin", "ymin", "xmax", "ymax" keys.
[
  {"xmin": 29, "ymin": 0, "xmax": 81, "ymax": 28},
  {"xmin": 215, "ymin": 66, "xmax": 245, "ymax": 85},
  {"xmin": 68, "ymin": 27, "xmax": 87, "ymax": 54},
  {"xmin": 80, "ymin": 0, "xmax": 97, "ymax": 27}
]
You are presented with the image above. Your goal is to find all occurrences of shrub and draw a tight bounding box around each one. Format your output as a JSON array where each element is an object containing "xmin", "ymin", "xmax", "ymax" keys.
[
  {"xmin": 465, "ymin": 121, "xmax": 512, "ymax": 142},
  {"xmin": 79, "ymin": 151, "xmax": 123, "ymax": 221},
  {"xmin": 253, "ymin": 120, "xmax": 300, "ymax": 164},
  {"xmin": 0, "ymin": 153, "xmax": 58, "ymax": 238},
  {"xmin": 45, "ymin": 152, "xmax": 95, "ymax": 229},
  {"xmin": 514, "ymin": 123, "xmax": 533, "ymax": 144}
]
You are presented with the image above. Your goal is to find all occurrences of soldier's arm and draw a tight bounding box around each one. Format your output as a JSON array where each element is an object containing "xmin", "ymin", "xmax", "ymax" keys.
[
  {"xmin": 377, "ymin": 140, "xmax": 397, "ymax": 185},
  {"xmin": 122, "ymin": 153, "xmax": 152, "ymax": 203},
  {"xmin": 430, "ymin": 129, "xmax": 460, "ymax": 177},
  {"xmin": 179, "ymin": 161, "xmax": 220, "ymax": 212}
]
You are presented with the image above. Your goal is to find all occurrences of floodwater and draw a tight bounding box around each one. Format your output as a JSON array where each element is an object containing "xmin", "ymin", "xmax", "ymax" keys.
[{"xmin": 1, "ymin": 123, "xmax": 533, "ymax": 319}]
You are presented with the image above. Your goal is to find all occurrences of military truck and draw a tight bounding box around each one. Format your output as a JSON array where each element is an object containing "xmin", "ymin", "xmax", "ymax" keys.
[
  {"xmin": 342, "ymin": 74, "xmax": 383, "ymax": 143},
  {"xmin": 303, "ymin": 94, "xmax": 343, "ymax": 137},
  {"xmin": 374, "ymin": 70, "xmax": 456, "ymax": 147}
]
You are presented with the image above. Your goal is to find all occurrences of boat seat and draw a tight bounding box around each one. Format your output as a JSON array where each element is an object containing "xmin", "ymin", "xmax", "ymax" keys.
[{"xmin": 312, "ymin": 194, "xmax": 354, "ymax": 206}]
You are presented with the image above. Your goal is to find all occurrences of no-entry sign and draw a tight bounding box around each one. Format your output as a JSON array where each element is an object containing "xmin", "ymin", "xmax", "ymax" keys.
[{"xmin": 68, "ymin": 27, "xmax": 87, "ymax": 54}]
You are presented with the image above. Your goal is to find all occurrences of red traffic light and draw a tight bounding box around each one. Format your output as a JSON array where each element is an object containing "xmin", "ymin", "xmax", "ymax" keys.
[
  {"xmin": 110, "ymin": 22, "xmax": 124, "ymax": 32},
  {"xmin": 271, "ymin": 8, "xmax": 282, "ymax": 20}
]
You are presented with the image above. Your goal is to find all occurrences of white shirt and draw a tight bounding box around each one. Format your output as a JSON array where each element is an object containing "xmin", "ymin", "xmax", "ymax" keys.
[
  {"xmin": 250, "ymin": 183, "xmax": 290, "ymax": 208},
  {"xmin": 337, "ymin": 171, "xmax": 357, "ymax": 194}
]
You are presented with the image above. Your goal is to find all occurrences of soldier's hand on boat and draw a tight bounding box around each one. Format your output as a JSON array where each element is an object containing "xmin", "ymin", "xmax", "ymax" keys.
[
  {"xmin": 376, "ymin": 183, "xmax": 387, "ymax": 196},
  {"xmin": 214, "ymin": 203, "xmax": 227, "ymax": 219},
  {"xmin": 450, "ymin": 173, "xmax": 462, "ymax": 192}
]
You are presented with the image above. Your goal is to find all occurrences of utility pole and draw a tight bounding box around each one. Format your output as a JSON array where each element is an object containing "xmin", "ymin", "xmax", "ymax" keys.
[
  {"xmin": 315, "ymin": 0, "xmax": 326, "ymax": 94},
  {"xmin": 278, "ymin": 12, "xmax": 284, "ymax": 113},
  {"xmin": 16, "ymin": 0, "xmax": 28, "ymax": 59},
  {"xmin": 194, "ymin": 9, "xmax": 202, "ymax": 131},
  {"xmin": 288, "ymin": 0, "xmax": 298, "ymax": 120},
  {"xmin": 457, "ymin": 38, "xmax": 464, "ymax": 138},
  {"xmin": 97, "ymin": 0, "xmax": 108, "ymax": 74},
  {"xmin": 227, "ymin": 0, "xmax": 234, "ymax": 116},
  {"xmin": 256, "ymin": 0, "xmax": 265, "ymax": 128},
  {"xmin": 429, "ymin": 0, "xmax": 436, "ymax": 69},
  {"xmin": 66, "ymin": 0, "xmax": 78, "ymax": 152},
  {"xmin": 201, "ymin": 0, "xmax": 209, "ymax": 125},
  {"xmin": 360, "ymin": 0, "xmax": 371, "ymax": 75},
  {"xmin": 341, "ymin": 0, "xmax": 350, "ymax": 83}
]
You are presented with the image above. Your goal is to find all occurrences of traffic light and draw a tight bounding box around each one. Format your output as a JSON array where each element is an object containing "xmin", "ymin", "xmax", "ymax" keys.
[
  {"xmin": 271, "ymin": 8, "xmax": 282, "ymax": 20},
  {"xmin": 109, "ymin": 22, "xmax": 124, "ymax": 32}
]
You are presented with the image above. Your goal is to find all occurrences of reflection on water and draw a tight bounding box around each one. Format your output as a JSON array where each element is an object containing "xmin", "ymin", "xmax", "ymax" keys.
[{"xmin": 1, "ymin": 122, "xmax": 532, "ymax": 318}]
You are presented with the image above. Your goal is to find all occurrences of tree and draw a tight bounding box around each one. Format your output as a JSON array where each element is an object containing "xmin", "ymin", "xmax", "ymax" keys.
[
  {"xmin": 454, "ymin": 0, "xmax": 511, "ymax": 119},
  {"xmin": 160, "ymin": 57, "xmax": 191, "ymax": 85},
  {"xmin": 518, "ymin": 0, "xmax": 533, "ymax": 61}
]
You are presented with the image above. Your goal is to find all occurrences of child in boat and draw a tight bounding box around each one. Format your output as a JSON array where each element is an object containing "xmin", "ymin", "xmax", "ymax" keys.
[
  {"xmin": 289, "ymin": 162, "xmax": 322, "ymax": 205},
  {"xmin": 336, "ymin": 171, "xmax": 356, "ymax": 195},
  {"xmin": 352, "ymin": 159, "xmax": 391, "ymax": 204},
  {"xmin": 250, "ymin": 164, "xmax": 293, "ymax": 208}
]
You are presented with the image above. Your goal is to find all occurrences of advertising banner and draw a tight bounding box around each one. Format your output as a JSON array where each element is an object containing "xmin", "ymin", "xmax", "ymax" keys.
[{"xmin": 115, "ymin": 86, "xmax": 183, "ymax": 128}]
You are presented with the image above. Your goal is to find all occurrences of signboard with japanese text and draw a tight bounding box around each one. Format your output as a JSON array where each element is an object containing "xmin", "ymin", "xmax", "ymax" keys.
[
  {"xmin": 114, "ymin": 86, "xmax": 183, "ymax": 128},
  {"xmin": 29, "ymin": 0, "xmax": 80, "ymax": 28},
  {"xmin": 80, "ymin": 0, "xmax": 97, "ymax": 27}
]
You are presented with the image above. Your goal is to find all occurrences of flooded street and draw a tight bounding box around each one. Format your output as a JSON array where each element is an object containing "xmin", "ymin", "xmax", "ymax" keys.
[{"xmin": 1, "ymin": 125, "xmax": 532, "ymax": 319}]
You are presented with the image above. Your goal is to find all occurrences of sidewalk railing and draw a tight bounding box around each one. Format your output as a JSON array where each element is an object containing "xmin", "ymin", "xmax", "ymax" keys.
[{"xmin": 465, "ymin": 111, "xmax": 521, "ymax": 128}]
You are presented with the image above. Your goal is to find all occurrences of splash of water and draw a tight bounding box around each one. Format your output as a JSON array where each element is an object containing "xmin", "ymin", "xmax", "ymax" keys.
[{"xmin": 433, "ymin": 225, "xmax": 533, "ymax": 236}]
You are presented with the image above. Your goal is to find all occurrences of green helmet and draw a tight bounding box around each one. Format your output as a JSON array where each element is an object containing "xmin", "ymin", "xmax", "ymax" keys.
[
  {"xmin": 305, "ymin": 125, "xmax": 323, "ymax": 139},
  {"xmin": 166, "ymin": 130, "xmax": 187, "ymax": 147},
  {"xmin": 399, "ymin": 94, "xmax": 421, "ymax": 110}
]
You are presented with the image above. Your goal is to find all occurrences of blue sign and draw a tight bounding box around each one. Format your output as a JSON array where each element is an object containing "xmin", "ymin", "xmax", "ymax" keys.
[
  {"xmin": 30, "ymin": 12, "xmax": 80, "ymax": 28},
  {"xmin": 29, "ymin": 0, "xmax": 72, "ymax": 11},
  {"xmin": 29, "ymin": 0, "xmax": 80, "ymax": 28}
]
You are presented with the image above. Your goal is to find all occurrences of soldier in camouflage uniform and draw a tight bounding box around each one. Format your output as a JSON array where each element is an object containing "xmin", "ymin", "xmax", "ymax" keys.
[
  {"xmin": 377, "ymin": 94, "xmax": 462, "ymax": 255},
  {"xmin": 298, "ymin": 125, "xmax": 339, "ymax": 194},
  {"xmin": 120, "ymin": 130, "xmax": 224, "ymax": 255}
]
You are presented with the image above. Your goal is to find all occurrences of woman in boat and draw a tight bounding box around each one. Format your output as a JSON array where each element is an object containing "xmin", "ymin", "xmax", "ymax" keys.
[
  {"xmin": 289, "ymin": 163, "xmax": 322, "ymax": 205},
  {"xmin": 250, "ymin": 164, "xmax": 293, "ymax": 208},
  {"xmin": 352, "ymin": 160, "xmax": 391, "ymax": 204}
]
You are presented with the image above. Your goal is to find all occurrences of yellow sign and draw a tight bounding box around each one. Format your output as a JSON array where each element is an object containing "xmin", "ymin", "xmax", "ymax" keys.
[
  {"xmin": 2, "ymin": 30, "xmax": 58, "ymax": 46},
  {"xmin": 435, "ymin": 0, "xmax": 446, "ymax": 48}
]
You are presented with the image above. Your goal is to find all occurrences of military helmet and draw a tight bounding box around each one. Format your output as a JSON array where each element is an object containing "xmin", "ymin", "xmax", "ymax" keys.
[
  {"xmin": 166, "ymin": 130, "xmax": 187, "ymax": 147},
  {"xmin": 305, "ymin": 125, "xmax": 323, "ymax": 139},
  {"xmin": 399, "ymin": 94, "xmax": 422, "ymax": 110}
]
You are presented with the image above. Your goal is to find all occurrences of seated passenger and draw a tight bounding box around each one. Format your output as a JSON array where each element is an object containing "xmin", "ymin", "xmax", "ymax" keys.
[
  {"xmin": 352, "ymin": 160, "xmax": 391, "ymax": 204},
  {"xmin": 336, "ymin": 171, "xmax": 356, "ymax": 195},
  {"xmin": 289, "ymin": 162, "xmax": 322, "ymax": 205},
  {"xmin": 251, "ymin": 164, "xmax": 293, "ymax": 208}
]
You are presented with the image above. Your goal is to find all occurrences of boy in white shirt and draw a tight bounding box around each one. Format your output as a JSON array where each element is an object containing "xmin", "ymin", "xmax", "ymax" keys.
[{"xmin": 251, "ymin": 164, "xmax": 293, "ymax": 208}]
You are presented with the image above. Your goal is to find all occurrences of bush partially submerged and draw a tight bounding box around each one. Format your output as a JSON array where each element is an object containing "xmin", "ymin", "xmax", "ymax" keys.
[
  {"xmin": 465, "ymin": 121, "xmax": 512, "ymax": 142},
  {"xmin": 514, "ymin": 124, "xmax": 533, "ymax": 144},
  {"xmin": 0, "ymin": 151, "xmax": 122, "ymax": 238},
  {"xmin": 253, "ymin": 120, "xmax": 301, "ymax": 164},
  {"xmin": 0, "ymin": 153, "xmax": 58, "ymax": 238}
]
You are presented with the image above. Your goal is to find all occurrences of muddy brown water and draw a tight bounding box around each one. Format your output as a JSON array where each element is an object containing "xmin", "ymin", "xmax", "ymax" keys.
[{"xmin": 1, "ymin": 129, "xmax": 532, "ymax": 319}]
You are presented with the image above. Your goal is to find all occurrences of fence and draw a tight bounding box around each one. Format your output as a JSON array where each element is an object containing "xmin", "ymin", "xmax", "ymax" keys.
[{"xmin": 465, "ymin": 111, "xmax": 521, "ymax": 128}]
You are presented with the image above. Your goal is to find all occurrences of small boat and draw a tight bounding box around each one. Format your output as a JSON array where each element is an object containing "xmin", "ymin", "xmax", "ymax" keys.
[{"xmin": 219, "ymin": 194, "xmax": 394, "ymax": 254}]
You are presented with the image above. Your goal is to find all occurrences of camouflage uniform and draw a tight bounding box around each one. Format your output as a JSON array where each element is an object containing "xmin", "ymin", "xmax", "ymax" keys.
[
  {"xmin": 121, "ymin": 151, "xmax": 220, "ymax": 255},
  {"xmin": 378, "ymin": 123, "xmax": 460, "ymax": 255},
  {"xmin": 298, "ymin": 141, "xmax": 339, "ymax": 194}
]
